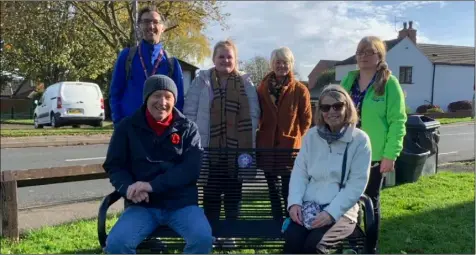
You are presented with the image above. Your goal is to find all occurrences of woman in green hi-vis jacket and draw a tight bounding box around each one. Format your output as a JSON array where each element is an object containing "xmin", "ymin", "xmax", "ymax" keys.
[{"xmin": 340, "ymin": 36, "xmax": 407, "ymax": 253}]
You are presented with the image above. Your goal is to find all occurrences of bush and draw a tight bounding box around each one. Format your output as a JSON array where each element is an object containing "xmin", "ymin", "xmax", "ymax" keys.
[
  {"xmin": 416, "ymin": 104, "xmax": 444, "ymax": 113},
  {"xmin": 416, "ymin": 104, "xmax": 433, "ymax": 113},
  {"xmin": 447, "ymin": 100, "xmax": 473, "ymax": 112},
  {"xmin": 315, "ymin": 69, "xmax": 337, "ymax": 88},
  {"xmin": 427, "ymin": 107, "xmax": 444, "ymax": 113}
]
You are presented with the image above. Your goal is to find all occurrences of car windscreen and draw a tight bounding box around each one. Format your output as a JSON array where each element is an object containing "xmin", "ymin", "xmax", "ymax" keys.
[{"xmin": 61, "ymin": 84, "xmax": 100, "ymax": 101}]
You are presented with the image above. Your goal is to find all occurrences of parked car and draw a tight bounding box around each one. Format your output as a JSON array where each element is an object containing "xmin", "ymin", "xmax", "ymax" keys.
[{"xmin": 33, "ymin": 81, "xmax": 105, "ymax": 128}]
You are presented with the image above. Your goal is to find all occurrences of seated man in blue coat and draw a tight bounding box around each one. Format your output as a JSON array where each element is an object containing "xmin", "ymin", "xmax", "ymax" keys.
[
  {"xmin": 103, "ymin": 75, "xmax": 212, "ymax": 254},
  {"xmin": 109, "ymin": 6, "xmax": 184, "ymax": 126}
]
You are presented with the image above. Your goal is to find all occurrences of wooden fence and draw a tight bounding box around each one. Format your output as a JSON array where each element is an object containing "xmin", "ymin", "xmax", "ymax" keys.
[{"xmin": 0, "ymin": 164, "xmax": 108, "ymax": 241}]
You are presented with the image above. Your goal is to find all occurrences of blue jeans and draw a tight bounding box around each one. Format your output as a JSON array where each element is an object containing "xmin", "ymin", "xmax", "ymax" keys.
[{"xmin": 105, "ymin": 205, "xmax": 213, "ymax": 254}]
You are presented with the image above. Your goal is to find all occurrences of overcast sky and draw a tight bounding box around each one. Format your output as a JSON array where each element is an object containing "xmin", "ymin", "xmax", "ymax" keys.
[{"xmin": 198, "ymin": 1, "xmax": 474, "ymax": 81}]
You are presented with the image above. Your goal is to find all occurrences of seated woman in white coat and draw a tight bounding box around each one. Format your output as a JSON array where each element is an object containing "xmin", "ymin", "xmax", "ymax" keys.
[{"xmin": 284, "ymin": 84, "xmax": 372, "ymax": 254}]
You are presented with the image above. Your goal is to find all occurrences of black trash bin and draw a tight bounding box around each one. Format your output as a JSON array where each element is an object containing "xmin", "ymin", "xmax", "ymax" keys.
[
  {"xmin": 395, "ymin": 115, "xmax": 441, "ymax": 184},
  {"xmin": 396, "ymin": 141, "xmax": 431, "ymax": 184}
]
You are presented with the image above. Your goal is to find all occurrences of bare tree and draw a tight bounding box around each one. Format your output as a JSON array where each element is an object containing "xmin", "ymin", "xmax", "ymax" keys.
[{"xmin": 241, "ymin": 56, "xmax": 270, "ymax": 86}]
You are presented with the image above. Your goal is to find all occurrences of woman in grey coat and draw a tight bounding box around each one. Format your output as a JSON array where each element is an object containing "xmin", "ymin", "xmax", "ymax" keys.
[{"xmin": 183, "ymin": 39, "xmax": 260, "ymax": 225}]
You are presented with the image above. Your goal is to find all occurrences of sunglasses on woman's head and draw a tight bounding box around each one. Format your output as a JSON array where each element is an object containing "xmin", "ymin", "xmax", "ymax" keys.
[{"xmin": 319, "ymin": 102, "xmax": 345, "ymax": 112}]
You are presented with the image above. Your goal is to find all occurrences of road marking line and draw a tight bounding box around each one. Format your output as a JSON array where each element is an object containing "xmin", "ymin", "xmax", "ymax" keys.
[
  {"xmin": 65, "ymin": 156, "xmax": 106, "ymax": 162},
  {"xmin": 438, "ymin": 151, "xmax": 458, "ymax": 155},
  {"xmin": 440, "ymin": 133, "xmax": 474, "ymax": 136}
]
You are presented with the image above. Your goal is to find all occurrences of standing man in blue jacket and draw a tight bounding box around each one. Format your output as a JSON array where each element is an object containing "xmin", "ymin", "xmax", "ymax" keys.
[{"xmin": 109, "ymin": 6, "xmax": 184, "ymax": 125}]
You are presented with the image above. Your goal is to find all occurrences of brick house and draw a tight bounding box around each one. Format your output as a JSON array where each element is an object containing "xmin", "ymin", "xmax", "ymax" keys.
[{"xmin": 307, "ymin": 60, "xmax": 339, "ymax": 90}]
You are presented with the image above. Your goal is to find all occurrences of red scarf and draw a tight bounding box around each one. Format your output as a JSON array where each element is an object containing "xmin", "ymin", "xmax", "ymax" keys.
[{"xmin": 145, "ymin": 108, "xmax": 173, "ymax": 136}]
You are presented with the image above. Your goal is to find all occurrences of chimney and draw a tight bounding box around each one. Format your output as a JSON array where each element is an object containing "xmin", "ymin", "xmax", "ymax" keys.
[
  {"xmin": 407, "ymin": 20, "xmax": 417, "ymax": 44},
  {"xmin": 397, "ymin": 21, "xmax": 417, "ymax": 44},
  {"xmin": 397, "ymin": 22, "xmax": 408, "ymax": 40}
]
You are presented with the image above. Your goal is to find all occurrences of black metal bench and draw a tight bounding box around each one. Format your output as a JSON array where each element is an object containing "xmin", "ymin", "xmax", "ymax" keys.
[{"xmin": 97, "ymin": 148, "xmax": 376, "ymax": 254}]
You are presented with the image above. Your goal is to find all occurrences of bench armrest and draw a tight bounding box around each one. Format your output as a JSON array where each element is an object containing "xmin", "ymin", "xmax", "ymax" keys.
[
  {"xmin": 359, "ymin": 194, "xmax": 375, "ymax": 233},
  {"xmin": 359, "ymin": 194, "xmax": 376, "ymax": 253},
  {"xmin": 97, "ymin": 191, "xmax": 122, "ymax": 248}
]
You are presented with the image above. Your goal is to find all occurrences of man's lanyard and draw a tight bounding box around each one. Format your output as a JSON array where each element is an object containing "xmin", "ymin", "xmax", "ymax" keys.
[{"xmin": 138, "ymin": 42, "xmax": 165, "ymax": 79}]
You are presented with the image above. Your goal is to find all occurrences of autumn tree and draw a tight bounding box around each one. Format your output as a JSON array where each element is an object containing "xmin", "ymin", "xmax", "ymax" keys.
[
  {"xmin": 1, "ymin": 1, "xmax": 228, "ymax": 95},
  {"xmin": 1, "ymin": 1, "xmax": 115, "ymax": 86},
  {"xmin": 71, "ymin": 1, "xmax": 229, "ymax": 64}
]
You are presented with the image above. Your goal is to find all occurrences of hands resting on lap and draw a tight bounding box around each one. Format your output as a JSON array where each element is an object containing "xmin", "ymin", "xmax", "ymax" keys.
[
  {"xmin": 126, "ymin": 181, "xmax": 153, "ymax": 203},
  {"xmin": 289, "ymin": 204, "xmax": 334, "ymax": 229}
]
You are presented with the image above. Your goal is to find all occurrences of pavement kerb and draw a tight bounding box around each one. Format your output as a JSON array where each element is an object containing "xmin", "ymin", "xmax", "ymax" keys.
[
  {"xmin": 1, "ymin": 136, "xmax": 111, "ymax": 148},
  {"xmin": 440, "ymin": 122, "xmax": 475, "ymax": 128}
]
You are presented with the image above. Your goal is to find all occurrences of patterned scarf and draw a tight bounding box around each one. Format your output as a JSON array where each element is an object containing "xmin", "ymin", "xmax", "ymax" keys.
[
  {"xmin": 209, "ymin": 68, "xmax": 253, "ymax": 149},
  {"xmin": 317, "ymin": 124, "xmax": 349, "ymax": 144},
  {"xmin": 350, "ymin": 73, "xmax": 376, "ymax": 128},
  {"xmin": 267, "ymin": 72, "xmax": 290, "ymax": 106}
]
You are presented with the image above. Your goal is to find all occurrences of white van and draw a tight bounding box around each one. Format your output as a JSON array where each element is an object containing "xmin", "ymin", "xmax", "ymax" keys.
[{"xmin": 33, "ymin": 81, "xmax": 105, "ymax": 128}]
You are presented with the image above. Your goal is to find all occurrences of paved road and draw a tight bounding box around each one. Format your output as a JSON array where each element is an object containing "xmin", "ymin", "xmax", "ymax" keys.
[
  {"xmin": 1, "ymin": 144, "xmax": 111, "ymax": 209},
  {"xmin": 1, "ymin": 144, "xmax": 108, "ymax": 171},
  {"xmin": 2, "ymin": 123, "xmax": 473, "ymax": 208},
  {"xmin": 437, "ymin": 123, "xmax": 474, "ymax": 163}
]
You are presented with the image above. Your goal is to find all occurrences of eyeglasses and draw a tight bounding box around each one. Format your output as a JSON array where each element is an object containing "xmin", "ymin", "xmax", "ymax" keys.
[
  {"xmin": 319, "ymin": 102, "xmax": 345, "ymax": 112},
  {"xmin": 356, "ymin": 50, "xmax": 377, "ymax": 57},
  {"xmin": 140, "ymin": 19, "xmax": 163, "ymax": 25}
]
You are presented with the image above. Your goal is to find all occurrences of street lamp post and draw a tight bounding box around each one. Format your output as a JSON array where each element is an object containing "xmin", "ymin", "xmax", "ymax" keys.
[{"xmin": 131, "ymin": 0, "xmax": 139, "ymax": 46}]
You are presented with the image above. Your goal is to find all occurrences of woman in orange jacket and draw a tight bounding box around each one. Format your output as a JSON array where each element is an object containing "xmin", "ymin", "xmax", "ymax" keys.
[{"xmin": 256, "ymin": 46, "xmax": 312, "ymax": 221}]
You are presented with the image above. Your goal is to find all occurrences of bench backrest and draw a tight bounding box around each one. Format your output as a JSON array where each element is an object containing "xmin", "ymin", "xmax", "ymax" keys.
[{"xmin": 198, "ymin": 148, "xmax": 299, "ymax": 219}]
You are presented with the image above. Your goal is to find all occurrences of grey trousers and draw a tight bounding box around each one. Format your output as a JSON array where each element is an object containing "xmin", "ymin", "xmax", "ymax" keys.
[{"xmin": 284, "ymin": 216, "xmax": 356, "ymax": 254}]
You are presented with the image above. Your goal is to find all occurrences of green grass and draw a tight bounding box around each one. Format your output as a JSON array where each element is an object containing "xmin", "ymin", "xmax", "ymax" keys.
[
  {"xmin": 1, "ymin": 118, "xmax": 113, "ymax": 127},
  {"xmin": 1, "ymin": 172, "xmax": 474, "ymax": 254},
  {"xmin": 1, "ymin": 128, "xmax": 113, "ymax": 137},
  {"xmin": 0, "ymin": 119, "xmax": 36, "ymax": 125},
  {"xmin": 436, "ymin": 117, "xmax": 473, "ymax": 125},
  {"xmin": 379, "ymin": 171, "xmax": 474, "ymax": 254}
]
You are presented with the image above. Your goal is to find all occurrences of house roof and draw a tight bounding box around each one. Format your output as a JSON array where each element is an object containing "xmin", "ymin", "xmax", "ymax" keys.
[
  {"xmin": 318, "ymin": 60, "xmax": 339, "ymax": 69},
  {"xmin": 177, "ymin": 59, "xmax": 199, "ymax": 72},
  {"xmin": 335, "ymin": 38, "xmax": 402, "ymax": 66},
  {"xmin": 0, "ymin": 79, "xmax": 34, "ymax": 98},
  {"xmin": 335, "ymin": 38, "xmax": 475, "ymax": 67},
  {"xmin": 417, "ymin": 43, "xmax": 475, "ymax": 66},
  {"xmin": 307, "ymin": 59, "xmax": 339, "ymax": 89},
  {"xmin": 1, "ymin": 81, "xmax": 22, "ymax": 97}
]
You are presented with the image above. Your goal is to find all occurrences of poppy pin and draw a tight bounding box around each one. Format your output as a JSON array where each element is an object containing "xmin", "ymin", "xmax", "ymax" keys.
[{"xmin": 171, "ymin": 133, "xmax": 180, "ymax": 145}]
